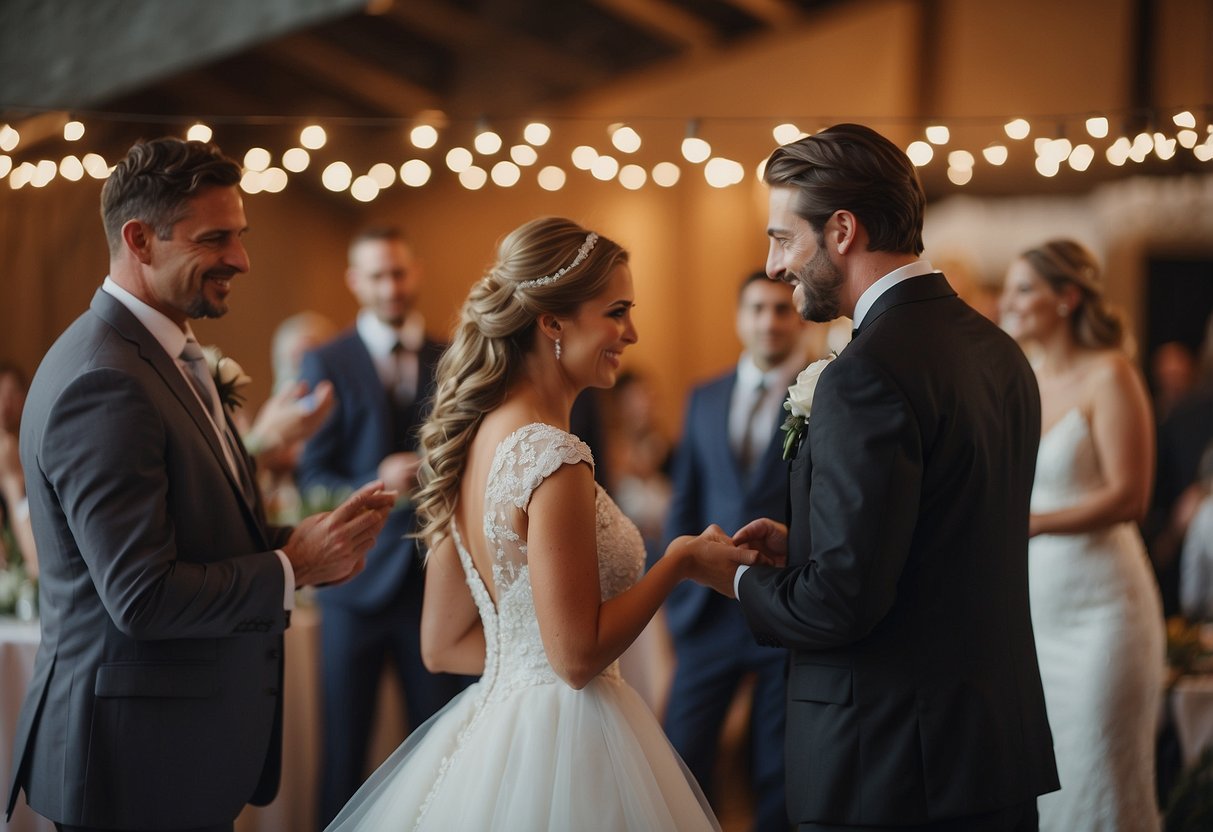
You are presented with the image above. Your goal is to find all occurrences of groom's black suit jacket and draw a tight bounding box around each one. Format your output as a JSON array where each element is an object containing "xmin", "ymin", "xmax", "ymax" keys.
[{"xmin": 738, "ymin": 273, "xmax": 1059, "ymax": 826}]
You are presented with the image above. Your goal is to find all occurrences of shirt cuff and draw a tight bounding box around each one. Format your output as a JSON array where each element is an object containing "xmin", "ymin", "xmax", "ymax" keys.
[
  {"xmin": 275, "ymin": 549, "xmax": 296, "ymax": 610},
  {"xmin": 733, "ymin": 564, "xmax": 749, "ymax": 599},
  {"xmin": 14, "ymin": 496, "xmax": 29, "ymax": 523}
]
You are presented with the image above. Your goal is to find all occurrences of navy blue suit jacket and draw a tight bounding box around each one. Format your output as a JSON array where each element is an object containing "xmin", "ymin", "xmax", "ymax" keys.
[
  {"xmin": 297, "ymin": 329, "xmax": 443, "ymax": 612},
  {"xmin": 662, "ymin": 369, "xmax": 789, "ymax": 638}
]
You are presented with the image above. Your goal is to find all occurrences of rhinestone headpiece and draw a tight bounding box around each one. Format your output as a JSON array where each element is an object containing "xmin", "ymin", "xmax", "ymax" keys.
[{"xmin": 517, "ymin": 232, "xmax": 599, "ymax": 289}]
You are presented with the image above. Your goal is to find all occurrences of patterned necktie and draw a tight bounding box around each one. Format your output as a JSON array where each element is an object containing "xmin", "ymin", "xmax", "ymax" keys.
[
  {"xmin": 180, "ymin": 339, "xmax": 256, "ymax": 504},
  {"xmin": 180, "ymin": 338, "xmax": 217, "ymax": 417}
]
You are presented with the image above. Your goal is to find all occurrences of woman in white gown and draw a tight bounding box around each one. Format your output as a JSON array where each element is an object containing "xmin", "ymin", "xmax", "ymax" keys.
[
  {"xmin": 325, "ymin": 217, "xmax": 759, "ymax": 831},
  {"xmin": 999, "ymin": 239, "xmax": 1165, "ymax": 832}
]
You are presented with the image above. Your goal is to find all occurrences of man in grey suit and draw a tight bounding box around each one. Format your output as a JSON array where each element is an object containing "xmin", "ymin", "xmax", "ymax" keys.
[{"xmin": 4, "ymin": 137, "xmax": 396, "ymax": 832}]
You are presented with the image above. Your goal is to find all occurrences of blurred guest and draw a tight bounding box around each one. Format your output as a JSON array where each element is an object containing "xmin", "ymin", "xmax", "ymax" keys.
[
  {"xmin": 1147, "ymin": 312, "xmax": 1213, "ymax": 615},
  {"xmin": 1001, "ymin": 239, "xmax": 1164, "ymax": 832},
  {"xmin": 0, "ymin": 362, "xmax": 36, "ymax": 578},
  {"xmin": 297, "ymin": 226, "xmax": 470, "ymax": 827},
  {"xmin": 246, "ymin": 312, "xmax": 339, "ymax": 524},
  {"xmin": 1179, "ymin": 444, "xmax": 1213, "ymax": 621},
  {"xmin": 659, "ymin": 271, "xmax": 804, "ymax": 831},
  {"xmin": 1149, "ymin": 341, "xmax": 1196, "ymax": 422},
  {"xmin": 607, "ymin": 371, "xmax": 672, "ymax": 556}
]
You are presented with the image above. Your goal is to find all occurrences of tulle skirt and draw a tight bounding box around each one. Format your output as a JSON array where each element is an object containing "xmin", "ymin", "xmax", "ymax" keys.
[{"xmin": 325, "ymin": 672, "xmax": 720, "ymax": 831}]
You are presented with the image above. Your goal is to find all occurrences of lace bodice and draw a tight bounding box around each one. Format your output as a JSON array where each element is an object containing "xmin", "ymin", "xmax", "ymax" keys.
[{"xmin": 451, "ymin": 423, "xmax": 646, "ymax": 698}]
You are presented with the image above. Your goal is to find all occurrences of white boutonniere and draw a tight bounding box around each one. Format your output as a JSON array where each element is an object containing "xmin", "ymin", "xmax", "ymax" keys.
[
  {"xmin": 781, "ymin": 353, "xmax": 836, "ymax": 460},
  {"xmin": 202, "ymin": 346, "xmax": 252, "ymax": 409}
]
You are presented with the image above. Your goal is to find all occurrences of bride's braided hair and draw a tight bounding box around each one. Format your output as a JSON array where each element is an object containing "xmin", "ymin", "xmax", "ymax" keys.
[{"xmin": 415, "ymin": 217, "xmax": 628, "ymax": 547}]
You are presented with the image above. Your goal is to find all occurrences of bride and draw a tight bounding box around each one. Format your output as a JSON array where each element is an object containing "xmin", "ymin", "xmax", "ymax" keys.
[
  {"xmin": 999, "ymin": 239, "xmax": 1164, "ymax": 831},
  {"xmin": 325, "ymin": 217, "xmax": 759, "ymax": 831}
]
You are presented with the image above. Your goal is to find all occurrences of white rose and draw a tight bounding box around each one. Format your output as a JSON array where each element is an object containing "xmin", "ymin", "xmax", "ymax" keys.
[
  {"xmin": 784, "ymin": 356, "xmax": 834, "ymax": 420},
  {"xmin": 215, "ymin": 356, "xmax": 252, "ymax": 388}
]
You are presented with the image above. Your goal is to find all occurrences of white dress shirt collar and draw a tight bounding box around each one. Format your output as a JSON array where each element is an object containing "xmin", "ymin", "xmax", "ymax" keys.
[
  {"xmin": 356, "ymin": 308, "xmax": 425, "ymax": 359},
  {"xmin": 852, "ymin": 259, "xmax": 936, "ymax": 330},
  {"xmin": 102, "ymin": 276, "xmax": 197, "ymax": 359}
]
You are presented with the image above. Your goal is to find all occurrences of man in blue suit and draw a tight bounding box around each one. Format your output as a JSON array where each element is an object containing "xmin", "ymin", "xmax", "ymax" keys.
[
  {"xmin": 298, "ymin": 227, "xmax": 470, "ymax": 827},
  {"xmin": 661, "ymin": 271, "xmax": 806, "ymax": 831}
]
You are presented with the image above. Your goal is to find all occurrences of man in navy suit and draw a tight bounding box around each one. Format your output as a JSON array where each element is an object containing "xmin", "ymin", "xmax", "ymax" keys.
[
  {"xmin": 661, "ymin": 271, "xmax": 805, "ymax": 830},
  {"xmin": 298, "ymin": 227, "xmax": 470, "ymax": 827}
]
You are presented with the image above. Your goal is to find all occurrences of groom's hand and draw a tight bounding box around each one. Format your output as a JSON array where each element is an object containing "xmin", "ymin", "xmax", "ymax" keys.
[
  {"xmin": 732, "ymin": 518, "xmax": 788, "ymax": 568},
  {"xmin": 283, "ymin": 480, "xmax": 397, "ymax": 587},
  {"xmin": 682, "ymin": 524, "xmax": 762, "ymax": 599}
]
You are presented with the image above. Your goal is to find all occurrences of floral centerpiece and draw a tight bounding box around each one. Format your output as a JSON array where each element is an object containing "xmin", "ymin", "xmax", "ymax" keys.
[{"xmin": 0, "ymin": 524, "xmax": 37, "ymax": 619}]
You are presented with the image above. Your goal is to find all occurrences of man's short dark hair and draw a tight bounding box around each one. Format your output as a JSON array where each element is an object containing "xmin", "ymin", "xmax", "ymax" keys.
[
  {"xmin": 348, "ymin": 226, "xmax": 408, "ymax": 262},
  {"xmin": 100, "ymin": 138, "xmax": 242, "ymax": 256},
  {"xmin": 763, "ymin": 123, "xmax": 925, "ymax": 255},
  {"xmin": 738, "ymin": 270, "xmax": 778, "ymax": 302}
]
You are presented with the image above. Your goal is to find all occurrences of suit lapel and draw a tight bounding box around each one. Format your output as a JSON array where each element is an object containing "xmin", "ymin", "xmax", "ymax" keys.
[
  {"xmin": 858, "ymin": 272, "xmax": 957, "ymax": 335},
  {"xmin": 90, "ymin": 290, "xmax": 268, "ymax": 544},
  {"xmin": 342, "ymin": 333, "xmax": 393, "ymax": 449}
]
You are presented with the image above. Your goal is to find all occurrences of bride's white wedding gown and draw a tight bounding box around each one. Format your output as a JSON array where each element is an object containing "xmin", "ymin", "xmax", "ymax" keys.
[
  {"xmin": 326, "ymin": 424, "xmax": 719, "ymax": 831},
  {"xmin": 1029, "ymin": 408, "xmax": 1164, "ymax": 831}
]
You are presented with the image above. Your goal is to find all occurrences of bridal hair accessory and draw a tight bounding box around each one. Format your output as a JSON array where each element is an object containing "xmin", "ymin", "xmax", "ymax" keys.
[
  {"xmin": 554, "ymin": 338, "xmax": 562, "ymax": 361},
  {"xmin": 518, "ymin": 233, "xmax": 599, "ymax": 289}
]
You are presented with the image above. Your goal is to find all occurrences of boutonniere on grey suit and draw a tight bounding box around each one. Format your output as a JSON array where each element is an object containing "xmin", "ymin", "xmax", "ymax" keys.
[
  {"xmin": 781, "ymin": 353, "xmax": 835, "ymax": 460},
  {"xmin": 202, "ymin": 346, "xmax": 252, "ymax": 409}
]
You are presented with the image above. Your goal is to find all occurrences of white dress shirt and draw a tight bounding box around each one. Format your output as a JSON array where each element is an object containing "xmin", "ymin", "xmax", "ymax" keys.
[
  {"xmin": 356, "ymin": 308, "xmax": 425, "ymax": 401},
  {"xmin": 729, "ymin": 352, "xmax": 805, "ymax": 470}
]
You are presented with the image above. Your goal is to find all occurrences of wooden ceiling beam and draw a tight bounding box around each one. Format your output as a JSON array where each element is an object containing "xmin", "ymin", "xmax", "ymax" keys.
[
  {"xmin": 264, "ymin": 33, "xmax": 439, "ymax": 116},
  {"xmin": 382, "ymin": 0, "xmax": 603, "ymax": 89},
  {"xmin": 590, "ymin": 0, "xmax": 716, "ymax": 54},
  {"xmin": 718, "ymin": 0, "xmax": 802, "ymax": 27}
]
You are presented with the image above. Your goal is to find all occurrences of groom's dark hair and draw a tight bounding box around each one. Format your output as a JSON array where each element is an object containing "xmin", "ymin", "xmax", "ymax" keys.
[
  {"xmin": 763, "ymin": 123, "xmax": 925, "ymax": 256},
  {"xmin": 101, "ymin": 137, "xmax": 242, "ymax": 256}
]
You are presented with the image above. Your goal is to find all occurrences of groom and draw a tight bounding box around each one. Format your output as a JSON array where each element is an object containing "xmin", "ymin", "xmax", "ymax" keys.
[
  {"xmin": 694, "ymin": 124, "xmax": 1059, "ymax": 830},
  {"xmin": 5, "ymin": 137, "xmax": 395, "ymax": 832}
]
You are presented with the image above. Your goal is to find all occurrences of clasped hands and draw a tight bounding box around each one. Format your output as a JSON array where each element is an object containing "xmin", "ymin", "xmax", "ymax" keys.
[
  {"xmin": 282, "ymin": 480, "xmax": 397, "ymax": 587},
  {"xmin": 678, "ymin": 518, "xmax": 788, "ymax": 599}
]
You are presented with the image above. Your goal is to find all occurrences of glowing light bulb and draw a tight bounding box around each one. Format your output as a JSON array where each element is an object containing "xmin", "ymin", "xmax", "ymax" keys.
[
  {"xmin": 410, "ymin": 125, "xmax": 438, "ymax": 149},
  {"xmin": 1004, "ymin": 118, "xmax": 1031, "ymax": 140},
  {"xmin": 681, "ymin": 137, "xmax": 711, "ymax": 164},
  {"xmin": 925, "ymin": 125, "xmax": 950, "ymax": 145},
  {"xmin": 300, "ymin": 125, "xmax": 327, "ymax": 150},
  {"xmin": 399, "ymin": 160, "xmax": 432, "ymax": 187},
  {"xmin": 524, "ymin": 122, "xmax": 551, "ymax": 146},
  {"xmin": 651, "ymin": 162, "xmax": 680, "ymax": 187},
  {"xmin": 537, "ymin": 165, "xmax": 566, "ymax": 190},
  {"xmin": 63, "ymin": 121, "xmax": 85, "ymax": 141},
  {"xmin": 906, "ymin": 141, "xmax": 934, "ymax": 166}
]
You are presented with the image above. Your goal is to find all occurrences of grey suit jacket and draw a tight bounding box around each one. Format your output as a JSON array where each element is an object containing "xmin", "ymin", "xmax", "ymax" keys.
[{"xmin": 6, "ymin": 289, "xmax": 293, "ymax": 830}]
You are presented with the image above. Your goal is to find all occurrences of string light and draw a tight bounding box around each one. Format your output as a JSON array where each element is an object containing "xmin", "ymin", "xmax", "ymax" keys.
[
  {"xmin": 300, "ymin": 125, "xmax": 327, "ymax": 150},
  {"xmin": 2, "ymin": 106, "xmax": 1210, "ymax": 199},
  {"xmin": 524, "ymin": 122, "xmax": 551, "ymax": 146},
  {"xmin": 399, "ymin": 159, "xmax": 432, "ymax": 186},
  {"xmin": 409, "ymin": 124, "xmax": 438, "ymax": 149},
  {"xmin": 537, "ymin": 165, "xmax": 565, "ymax": 190}
]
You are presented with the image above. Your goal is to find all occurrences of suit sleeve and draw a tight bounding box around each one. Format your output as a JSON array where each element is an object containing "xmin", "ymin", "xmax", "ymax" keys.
[
  {"xmin": 661, "ymin": 389, "xmax": 704, "ymax": 555},
  {"xmin": 295, "ymin": 348, "xmax": 379, "ymax": 495},
  {"xmin": 738, "ymin": 355, "xmax": 922, "ymax": 650},
  {"xmin": 39, "ymin": 368, "xmax": 286, "ymax": 640}
]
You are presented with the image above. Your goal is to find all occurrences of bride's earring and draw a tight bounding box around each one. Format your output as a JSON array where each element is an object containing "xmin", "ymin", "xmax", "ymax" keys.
[{"xmin": 554, "ymin": 338, "xmax": 562, "ymax": 361}]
